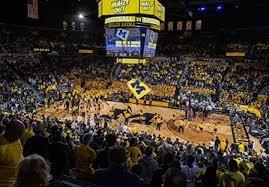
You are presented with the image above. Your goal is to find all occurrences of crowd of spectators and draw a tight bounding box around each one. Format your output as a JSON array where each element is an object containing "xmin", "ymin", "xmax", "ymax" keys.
[
  {"xmin": 1, "ymin": 111, "xmax": 269, "ymax": 187},
  {"xmin": 0, "ymin": 24, "xmax": 269, "ymax": 186}
]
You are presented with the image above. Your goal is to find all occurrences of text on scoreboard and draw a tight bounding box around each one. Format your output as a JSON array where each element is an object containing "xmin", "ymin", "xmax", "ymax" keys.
[{"xmin": 98, "ymin": 0, "xmax": 165, "ymax": 21}]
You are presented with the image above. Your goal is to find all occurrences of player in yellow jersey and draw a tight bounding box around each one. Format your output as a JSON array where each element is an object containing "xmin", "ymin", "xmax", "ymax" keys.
[
  {"xmin": 198, "ymin": 123, "xmax": 204, "ymax": 132},
  {"xmin": 156, "ymin": 116, "xmax": 163, "ymax": 130},
  {"xmin": 178, "ymin": 119, "xmax": 185, "ymax": 133}
]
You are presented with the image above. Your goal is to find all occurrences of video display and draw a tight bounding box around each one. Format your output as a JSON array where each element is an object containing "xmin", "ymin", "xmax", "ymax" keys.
[
  {"xmin": 105, "ymin": 28, "xmax": 141, "ymax": 57},
  {"xmin": 143, "ymin": 29, "xmax": 158, "ymax": 58}
]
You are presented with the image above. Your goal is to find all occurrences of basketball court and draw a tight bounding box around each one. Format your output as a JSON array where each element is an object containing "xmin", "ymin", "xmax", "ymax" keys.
[{"xmin": 38, "ymin": 100, "xmax": 266, "ymax": 152}]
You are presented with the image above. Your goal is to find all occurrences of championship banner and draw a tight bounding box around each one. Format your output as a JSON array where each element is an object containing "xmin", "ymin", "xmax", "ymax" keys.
[
  {"xmin": 195, "ymin": 20, "xmax": 202, "ymax": 30},
  {"xmin": 177, "ymin": 21, "xmax": 183, "ymax": 31},
  {"xmin": 168, "ymin": 21, "xmax": 174, "ymax": 31},
  {"xmin": 186, "ymin": 21, "xmax": 192, "ymax": 31},
  {"xmin": 127, "ymin": 79, "xmax": 151, "ymax": 99}
]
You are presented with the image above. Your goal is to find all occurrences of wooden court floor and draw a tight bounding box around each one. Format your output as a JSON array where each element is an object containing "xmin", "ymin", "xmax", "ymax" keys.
[{"xmin": 39, "ymin": 101, "xmax": 263, "ymax": 151}]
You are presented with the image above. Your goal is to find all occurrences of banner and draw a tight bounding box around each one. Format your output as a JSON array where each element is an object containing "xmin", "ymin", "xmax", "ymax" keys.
[
  {"xmin": 195, "ymin": 20, "xmax": 202, "ymax": 30},
  {"xmin": 27, "ymin": 0, "xmax": 38, "ymax": 19},
  {"xmin": 168, "ymin": 21, "xmax": 174, "ymax": 31},
  {"xmin": 237, "ymin": 105, "xmax": 261, "ymax": 118},
  {"xmin": 226, "ymin": 52, "xmax": 246, "ymax": 57},
  {"xmin": 127, "ymin": 79, "xmax": 151, "ymax": 99},
  {"xmin": 186, "ymin": 21, "xmax": 192, "ymax": 31},
  {"xmin": 177, "ymin": 21, "xmax": 183, "ymax": 31}
]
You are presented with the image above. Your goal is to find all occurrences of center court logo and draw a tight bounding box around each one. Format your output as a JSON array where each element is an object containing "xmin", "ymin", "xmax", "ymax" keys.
[{"xmin": 111, "ymin": 0, "xmax": 130, "ymax": 14}]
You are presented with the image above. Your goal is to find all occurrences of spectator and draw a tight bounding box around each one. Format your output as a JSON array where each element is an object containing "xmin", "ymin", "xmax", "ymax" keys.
[
  {"xmin": 138, "ymin": 146, "xmax": 158, "ymax": 186},
  {"xmin": 93, "ymin": 145, "xmax": 143, "ymax": 187},
  {"xmin": 0, "ymin": 119, "xmax": 25, "ymax": 187},
  {"xmin": 220, "ymin": 159, "xmax": 245, "ymax": 187},
  {"xmin": 74, "ymin": 133, "xmax": 96, "ymax": 179},
  {"xmin": 127, "ymin": 138, "xmax": 142, "ymax": 163},
  {"xmin": 15, "ymin": 154, "xmax": 51, "ymax": 187},
  {"xmin": 23, "ymin": 125, "xmax": 49, "ymax": 159},
  {"xmin": 95, "ymin": 133, "xmax": 117, "ymax": 169},
  {"xmin": 181, "ymin": 155, "xmax": 199, "ymax": 187}
]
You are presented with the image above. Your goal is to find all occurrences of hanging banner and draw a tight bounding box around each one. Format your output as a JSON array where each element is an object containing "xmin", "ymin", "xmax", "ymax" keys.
[
  {"xmin": 186, "ymin": 21, "xmax": 192, "ymax": 31},
  {"xmin": 195, "ymin": 20, "xmax": 202, "ymax": 30},
  {"xmin": 27, "ymin": 0, "xmax": 39, "ymax": 19},
  {"xmin": 168, "ymin": 21, "xmax": 174, "ymax": 31},
  {"xmin": 177, "ymin": 21, "xmax": 183, "ymax": 31}
]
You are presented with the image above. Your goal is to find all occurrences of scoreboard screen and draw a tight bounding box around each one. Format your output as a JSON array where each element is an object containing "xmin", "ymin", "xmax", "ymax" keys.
[
  {"xmin": 143, "ymin": 29, "xmax": 158, "ymax": 58},
  {"xmin": 105, "ymin": 28, "xmax": 141, "ymax": 57}
]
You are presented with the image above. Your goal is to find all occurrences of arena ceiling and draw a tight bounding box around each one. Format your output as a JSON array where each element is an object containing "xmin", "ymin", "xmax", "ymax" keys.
[{"xmin": 0, "ymin": 0, "xmax": 268, "ymax": 28}]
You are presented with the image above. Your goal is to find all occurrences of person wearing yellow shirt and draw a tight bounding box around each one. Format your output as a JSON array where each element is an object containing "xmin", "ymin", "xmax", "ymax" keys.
[
  {"xmin": 198, "ymin": 123, "xmax": 204, "ymax": 132},
  {"xmin": 178, "ymin": 119, "xmax": 185, "ymax": 133},
  {"xmin": 220, "ymin": 159, "xmax": 245, "ymax": 187},
  {"xmin": 219, "ymin": 140, "xmax": 227, "ymax": 151},
  {"xmin": 20, "ymin": 127, "xmax": 34, "ymax": 147},
  {"xmin": 156, "ymin": 116, "xmax": 163, "ymax": 131},
  {"xmin": 139, "ymin": 110, "xmax": 144, "ymax": 124},
  {"xmin": 74, "ymin": 133, "xmax": 96, "ymax": 179},
  {"xmin": 238, "ymin": 142, "xmax": 245, "ymax": 154},
  {"xmin": 213, "ymin": 123, "xmax": 218, "ymax": 135},
  {"xmin": 126, "ymin": 138, "xmax": 142, "ymax": 164},
  {"xmin": 108, "ymin": 109, "xmax": 114, "ymax": 121},
  {"xmin": 0, "ymin": 119, "xmax": 25, "ymax": 187}
]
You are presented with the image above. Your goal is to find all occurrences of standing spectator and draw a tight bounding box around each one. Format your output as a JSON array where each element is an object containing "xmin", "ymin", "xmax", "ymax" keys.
[
  {"xmin": 220, "ymin": 159, "xmax": 245, "ymax": 187},
  {"xmin": 48, "ymin": 129, "xmax": 71, "ymax": 178},
  {"xmin": 138, "ymin": 146, "xmax": 158, "ymax": 186},
  {"xmin": 93, "ymin": 145, "xmax": 143, "ymax": 187},
  {"xmin": 127, "ymin": 138, "xmax": 142, "ymax": 164},
  {"xmin": 0, "ymin": 119, "xmax": 25, "ymax": 187},
  {"xmin": 95, "ymin": 133, "xmax": 117, "ymax": 169},
  {"xmin": 74, "ymin": 133, "xmax": 96, "ymax": 179},
  {"xmin": 23, "ymin": 125, "xmax": 49, "ymax": 159},
  {"xmin": 181, "ymin": 155, "xmax": 199, "ymax": 187}
]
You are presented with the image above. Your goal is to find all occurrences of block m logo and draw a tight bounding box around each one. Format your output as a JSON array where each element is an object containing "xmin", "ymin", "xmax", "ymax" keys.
[
  {"xmin": 131, "ymin": 80, "xmax": 146, "ymax": 94},
  {"xmin": 127, "ymin": 79, "xmax": 151, "ymax": 100}
]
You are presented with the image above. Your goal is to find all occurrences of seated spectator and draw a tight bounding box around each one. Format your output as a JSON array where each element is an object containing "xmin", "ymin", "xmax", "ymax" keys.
[
  {"xmin": 15, "ymin": 154, "xmax": 51, "ymax": 187},
  {"xmin": 93, "ymin": 145, "xmax": 143, "ymax": 187},
  {"xmin": 0, "ymin": 119, "xmax": 25, "ymax": 187}
]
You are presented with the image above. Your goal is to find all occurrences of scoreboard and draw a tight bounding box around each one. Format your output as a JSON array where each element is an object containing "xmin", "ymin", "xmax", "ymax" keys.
[
  {"xmin": 105, "ymin": 27, "xmax": 158, "ymax": 57},
  {"xmin": 143, "ymin": 29, "xmax": 158, "ymax": 57},
  {"xmin": 99, "ymin": 0, "xmax": 165, "ymax": 59},
  {"xmin": 98, "ymin": 0, "xmax": 165, "ymax": 21},
  {"xmin": 106, "ymin": 28, "xmax": 141, "ymax": 57}
]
